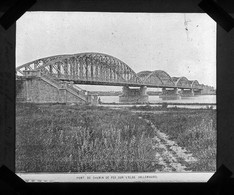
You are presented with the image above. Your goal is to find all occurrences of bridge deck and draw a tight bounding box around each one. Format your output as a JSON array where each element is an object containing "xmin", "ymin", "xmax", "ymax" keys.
[{"xmin": 60, "ymin": 79, "xmax": 196, "ymax": 89}]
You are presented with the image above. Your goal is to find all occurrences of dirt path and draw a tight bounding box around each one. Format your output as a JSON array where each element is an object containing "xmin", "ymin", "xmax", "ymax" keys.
[{"xmin": 139, "ymin": 116, "xmax": 197, "ymax": 172}]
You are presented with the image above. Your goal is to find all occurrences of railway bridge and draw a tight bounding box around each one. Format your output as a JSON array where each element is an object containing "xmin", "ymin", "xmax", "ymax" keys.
[{"xmin": 16, "ymin": 52, "xmax": 215, "ymax": 104}]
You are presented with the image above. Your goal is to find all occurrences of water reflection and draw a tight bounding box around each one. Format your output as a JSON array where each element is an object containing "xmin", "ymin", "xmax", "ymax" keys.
[{"xmin": 100, "ymin": 95, "xmax": 216, "ymax": 104}]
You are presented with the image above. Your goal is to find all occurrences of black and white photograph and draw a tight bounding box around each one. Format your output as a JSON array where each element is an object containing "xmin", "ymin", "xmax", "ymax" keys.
[{"xmin": 15, "ymin": 12, "xmax": 216, "ymax": 182}]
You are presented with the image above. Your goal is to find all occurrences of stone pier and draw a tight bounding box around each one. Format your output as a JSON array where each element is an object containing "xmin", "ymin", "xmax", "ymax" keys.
[
  {"xmin": 119, "ymin": 86, "xmax": 149, "ymax": 103},
  {"xmin": 16, "ymin": 70, "xmax": 89, "ymax": 104},
  {"xmin": 180, "ymin": 89, "xmax": 194, "ymax": 97},
  {"xmin": 159, "ymin": 88, "xmax": 181, "ymax": 100}
]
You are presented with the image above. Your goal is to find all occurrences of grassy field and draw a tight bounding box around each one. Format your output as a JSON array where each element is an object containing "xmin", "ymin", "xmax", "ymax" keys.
[
  {"xmin": 138, "ymin": 108, "xmax": 216, "ymax": 171},
  {"xmin": 16, "ymin": 103, "xmax": 216, "ymax": 172}
]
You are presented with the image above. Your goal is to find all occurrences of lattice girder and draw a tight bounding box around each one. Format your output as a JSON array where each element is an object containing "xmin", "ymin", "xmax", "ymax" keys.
[
  {"xmin": 16, "ymin": 52, "xmax": 205, "ymax": 89},
  {"xmin": 191, "ymin": 80, "xmax": 202, "ymax": 89},
  {"xmin": 17, "ymin": 52, "xmax": 143, "ymax": 85},
  {"xmin": 173, "ymin": 77, "xmax": 191, "ymax": 88},
  {"xmin": 137, "ymin": 70, "xmax": 175, "ymax": 87}
]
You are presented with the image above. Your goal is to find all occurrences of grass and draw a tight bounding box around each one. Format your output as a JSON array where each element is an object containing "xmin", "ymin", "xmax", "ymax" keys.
[
  {"xmin": 141, "ymin": 109, "xmax": 216, "ymax": 171},
  {"xmin": 16, "ymin": 103, "xmax": 216, "ymax": 172},
  {"xmin": 16, "ymin": 103, "xmax": 157, "ymax": 172}
]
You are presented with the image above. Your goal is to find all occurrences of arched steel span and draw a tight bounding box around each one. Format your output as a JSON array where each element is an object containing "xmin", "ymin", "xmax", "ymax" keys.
[
  {"xmin": 16, "ymin": 52, "xmax": 203, "ymax": 89},
  {"xmin": 190, "ymin": 80, "xmax": 200, "ymax": 89},
  {"xmin": 137, "ymin": 70, "xmax": 175, "ymax": 87},
  {"xmin": 16, "ymin": 52, "xmax": 143, "ymax": 85},
  {"xmin": 172, "ymin": 77, "xmax": 191, "ymax": 88},
  {"xmin": 16, "ymin": 54, "xmax": 73, "ymax": 75}
]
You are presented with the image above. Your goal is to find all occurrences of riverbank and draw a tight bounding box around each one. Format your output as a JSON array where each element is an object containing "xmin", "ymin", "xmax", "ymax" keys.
[{"xmin": 16, "ymin": 103, "xmax": 216, "ymax": 173}]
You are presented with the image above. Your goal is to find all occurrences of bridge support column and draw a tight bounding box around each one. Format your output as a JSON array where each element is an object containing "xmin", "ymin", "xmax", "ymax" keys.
[
  {"xmin": 159, "ymin": 88, "xmax": 181, "ymax": 100},
  {"xmin": 181, "ymin": 89, "xmax": 194, "ymax": 97},
  {"xmin": 119, "ymin": 86, "xmax": 149, "ymax": 103}
]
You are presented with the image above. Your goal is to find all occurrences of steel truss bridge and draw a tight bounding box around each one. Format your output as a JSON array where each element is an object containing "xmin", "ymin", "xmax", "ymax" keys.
[{"xmin": 16, "ymin": 52, "xmax": 212, "ymax": 91}]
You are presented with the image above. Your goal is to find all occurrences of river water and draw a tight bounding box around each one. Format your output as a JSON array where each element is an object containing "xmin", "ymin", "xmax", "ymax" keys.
[
  {"xmin": 99, "ymin": 95, "xmax": 216, "ymax": 104},
  {"xmin": 98, "ymin": 95, "xmax": 216, "ymax": 109}
]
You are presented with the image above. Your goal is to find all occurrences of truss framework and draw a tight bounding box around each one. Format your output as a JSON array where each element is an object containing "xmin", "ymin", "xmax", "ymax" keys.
[{"xmin": 16, "ymin": 52, "xmax": 207, "ymax": 90}]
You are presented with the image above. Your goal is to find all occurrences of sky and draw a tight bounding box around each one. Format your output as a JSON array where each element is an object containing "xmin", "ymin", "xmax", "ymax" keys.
[{"xmin": 16, "ymin": 12, "xmax": 216, "ymax": 91}]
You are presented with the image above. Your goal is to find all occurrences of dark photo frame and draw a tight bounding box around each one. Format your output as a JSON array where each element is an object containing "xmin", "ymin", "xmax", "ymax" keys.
[{"xmin": 0, "ymin": 0, "xmax": 234, "ymax": 194}]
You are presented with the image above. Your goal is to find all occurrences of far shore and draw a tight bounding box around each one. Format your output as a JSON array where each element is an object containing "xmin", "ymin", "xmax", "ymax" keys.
[
  {"xmin": 90, "ymin": 92, "xmax": 216, "ymax": 96},
  {"xmin": 99, "ymin": 102, "xmax": 216, "ymax": 106}
]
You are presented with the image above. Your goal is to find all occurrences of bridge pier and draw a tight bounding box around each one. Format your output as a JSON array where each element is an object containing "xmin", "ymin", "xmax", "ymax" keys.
[
  {"xmin": 159, "ymin": 88, "xmax": 181, "ymax": 100},
  {"xmin": 16, "ymin": 70, "xmax": 88, "ymax": 104},
  {"xmin": 119, "ymin": 86, "xmax": 149, "ymax": 103},
  {"xmin": 180, "ymin": 89, "xmax": 194, "ymax": 97}
]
